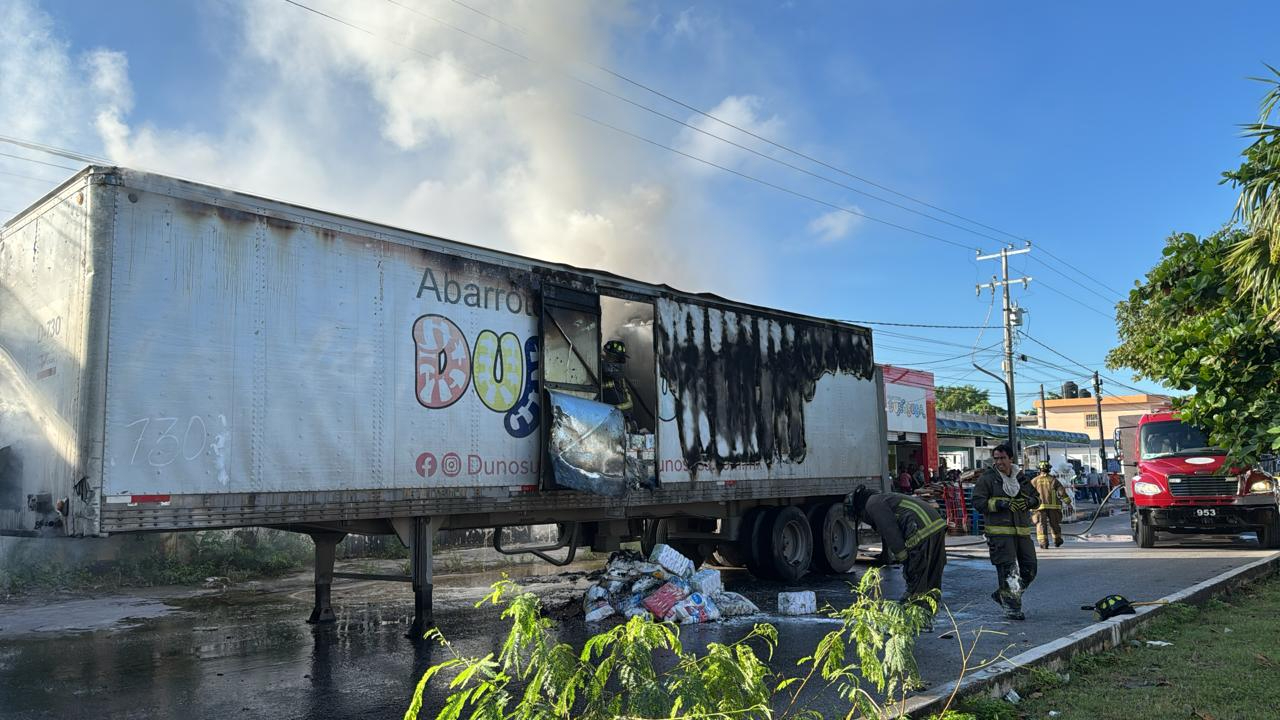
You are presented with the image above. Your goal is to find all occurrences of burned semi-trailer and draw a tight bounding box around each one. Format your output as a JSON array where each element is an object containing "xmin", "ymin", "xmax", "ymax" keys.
[{"xmin": 0, "ymin": 166, "xmax": 889, "ymax": 632}]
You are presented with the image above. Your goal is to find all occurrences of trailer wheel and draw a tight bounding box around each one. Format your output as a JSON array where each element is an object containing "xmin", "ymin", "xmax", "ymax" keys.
[
  {"xmin": 1132, "ymin": 509, "xmax": 1155, "ymax": 548},
  {"xmin": 1257, "ymin": 514, "xmax": 1280, "ymax": 549},
  {"xmin": 740, "ymin": 507, "xmax": 774, "ymax": 579},
  {"xmin": 808, "ymin": 501, "xmax": 859, "ymax": 575},
  {"xmin": 641, "ymin": 518, "xmax": 663, "ymax": 557},
  {"xmin": 764, "ymin": 506, "xmax": 813, "ymax": 584}
]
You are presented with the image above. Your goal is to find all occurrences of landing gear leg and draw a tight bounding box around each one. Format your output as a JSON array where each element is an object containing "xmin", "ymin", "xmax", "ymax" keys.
[
  {"xmin": 306, "ymin": 531, "xmax": 347, "ymax": 624},
  {"xmin": 408, "ymin": 516, "xmax": 439, "ymax": 639}
]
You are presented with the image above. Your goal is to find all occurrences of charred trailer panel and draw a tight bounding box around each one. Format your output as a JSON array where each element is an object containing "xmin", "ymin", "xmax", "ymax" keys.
[{"xmin": 654, "ymin": 298, "xmax": 884, "ymax": 484}]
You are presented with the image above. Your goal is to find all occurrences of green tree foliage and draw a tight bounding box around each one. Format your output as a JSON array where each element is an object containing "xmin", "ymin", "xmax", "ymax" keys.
[
  {"xmin": 1107, "ymin": 229, "xmax": 1280, "ymax": 461},
  {"xmin": 937, "ymin": 385, "xmax": 1003, "ymax": 416},
  {"xmin": 406, "ymin": 569, "xmax": 936, "ymax": 720},
  {"xmin": 1224, "ymin": 65, "xmax": 1280, "ymax": 322}
]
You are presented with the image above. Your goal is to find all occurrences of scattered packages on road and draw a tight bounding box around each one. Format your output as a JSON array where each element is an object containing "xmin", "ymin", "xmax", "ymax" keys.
[
  {"xmin": 776, "ymin": 591, "xmax": 818, "ymax": 616},
  {"xmin": 581, "ymin": 545, "xmax": 759, "ymax": 624}
]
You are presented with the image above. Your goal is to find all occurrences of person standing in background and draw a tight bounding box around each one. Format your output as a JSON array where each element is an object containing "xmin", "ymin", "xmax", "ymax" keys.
[
  {"xmin": 1031, "ymin": 461, "xmax": 1070, "ymax": 548},
  {"xmin": 896, "ymin": 464, "xmax": 914, "ymax": 494}
]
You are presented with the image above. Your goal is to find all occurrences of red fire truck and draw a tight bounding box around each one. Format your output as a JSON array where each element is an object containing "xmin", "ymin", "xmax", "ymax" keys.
[{"xmin": 1116, "ymin": 411, "xmax": 1279, "ymax": 549}]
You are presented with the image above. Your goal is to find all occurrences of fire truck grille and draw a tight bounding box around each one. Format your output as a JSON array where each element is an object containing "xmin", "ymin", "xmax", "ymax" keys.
[{"xmin": 1167, "ymin": 476, "xmax": 1237, "ymax": 497}]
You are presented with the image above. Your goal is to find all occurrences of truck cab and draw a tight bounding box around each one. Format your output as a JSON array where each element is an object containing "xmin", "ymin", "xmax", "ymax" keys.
[{"xmin": 1117, "ymin": 412, "xmax": 1279, "ymax": 548}]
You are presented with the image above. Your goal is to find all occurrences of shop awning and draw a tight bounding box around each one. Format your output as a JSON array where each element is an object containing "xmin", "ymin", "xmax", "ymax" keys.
[{"xmin": 936, "ymin": 418, "xmax": 1091, "ymax": 445}]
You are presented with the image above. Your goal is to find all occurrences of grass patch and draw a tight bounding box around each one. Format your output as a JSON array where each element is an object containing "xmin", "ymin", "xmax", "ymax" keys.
[{"xmin": 946, "ymin": 575, "xmax": 1280, "ymax": 720}]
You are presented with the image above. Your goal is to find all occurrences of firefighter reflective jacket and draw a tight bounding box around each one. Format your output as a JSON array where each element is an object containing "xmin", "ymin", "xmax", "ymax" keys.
[
  {"xmin": 972, "ymin": 467, "xmax": 1041, "ymax": 537},
  {"xmin": 1031, "ymin": 472, "xmax": 1070, "ymax": 511},
  {"xmin": 864, "ymin": 493, "xmax": 946, "ymax": 562}
]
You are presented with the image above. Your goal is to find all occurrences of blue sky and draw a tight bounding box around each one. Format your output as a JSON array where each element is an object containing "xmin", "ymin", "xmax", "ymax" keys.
[{"xmin": 3, "ymin": 0, "xmax": 1276, "ymax": 411}]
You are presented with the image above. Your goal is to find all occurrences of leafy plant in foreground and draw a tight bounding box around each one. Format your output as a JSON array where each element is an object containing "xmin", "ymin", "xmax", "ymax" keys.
[{"xmin": 404, "ymin": 568, "xmax": 943, "ymax": 720}]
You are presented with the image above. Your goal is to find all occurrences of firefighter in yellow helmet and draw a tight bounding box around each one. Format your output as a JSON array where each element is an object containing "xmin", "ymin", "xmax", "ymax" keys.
[{"xmin": 1031, "ymin": 460, "xmax": 1071, "ymax": 549}]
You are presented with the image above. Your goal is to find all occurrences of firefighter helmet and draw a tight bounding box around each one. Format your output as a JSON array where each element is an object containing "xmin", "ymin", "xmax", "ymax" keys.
[
  {"xmin": 845, "ymin": 485, "xmax": 875, "ymax": 520},
  {"xmin": 604, "ymin": 339, "xmax": 627, "ymax": 359}
]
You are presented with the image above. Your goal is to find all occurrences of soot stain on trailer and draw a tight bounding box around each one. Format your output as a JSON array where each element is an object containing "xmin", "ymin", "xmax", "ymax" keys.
[{"xmin": 657, "ymin": 300, "xmax": 873, "ymax": 474}]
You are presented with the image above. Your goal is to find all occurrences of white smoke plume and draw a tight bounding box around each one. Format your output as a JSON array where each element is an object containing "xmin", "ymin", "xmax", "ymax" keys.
[{"xmin": 0, "ymin": 0, "xmax": 778, "ymax": 295}]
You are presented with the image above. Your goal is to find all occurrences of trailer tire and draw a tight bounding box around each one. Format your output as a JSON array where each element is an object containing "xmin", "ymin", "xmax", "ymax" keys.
[
  {"xmin": 808, "ymin": 501, "xmax": 859, "ymax": 575},
  {"xmin": 1132, "ymin": 509, "xmax": 1155, "ymax": 548},
  {"xmin": 740, "ymin": 507, "xmax": 775, "ymax": 580},
  {"xmin": 1257, "ymin": 515, "xmax": 1280, "ymax": 549},
  {"xmin": 764, "ymin": 506, "xmax": 813, "ymax": 584},
  {"xmin": 641, "ymin": 518, "xmax": 663, "ymax": 557}
]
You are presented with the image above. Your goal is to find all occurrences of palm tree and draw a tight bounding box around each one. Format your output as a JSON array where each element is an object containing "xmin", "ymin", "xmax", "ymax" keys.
[{"xmin": 1224, "ymin": 65, "xmax": 1280, "ymax": 323}]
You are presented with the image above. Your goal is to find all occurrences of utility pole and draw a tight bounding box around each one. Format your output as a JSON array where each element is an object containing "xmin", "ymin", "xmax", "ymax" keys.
[
  {"xmin": 1039, "ymin": 383, "xmax": 1049, "ymax": 463},
  {"xmin": 1093, "ymin": 372, "xmax": 1107, "ymax": 473},
  {"xmin": 974, "ymin": 242, "xmax": 1032, "ymax": 456}
]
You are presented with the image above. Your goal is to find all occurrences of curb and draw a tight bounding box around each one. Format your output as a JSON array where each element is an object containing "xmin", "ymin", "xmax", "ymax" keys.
[{"xmin": 901, "ymin": 550, "xmax": 1280, "ymax": 719}]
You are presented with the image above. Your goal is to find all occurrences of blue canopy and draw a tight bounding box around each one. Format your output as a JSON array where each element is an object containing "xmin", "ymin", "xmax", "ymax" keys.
[{"xmin": 935, "ymin": 418, "xmax": 1091, "ymax": 445}]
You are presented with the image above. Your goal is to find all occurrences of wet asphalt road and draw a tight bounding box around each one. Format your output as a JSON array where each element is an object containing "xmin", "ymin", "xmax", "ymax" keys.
[{"xmin": 1, "ymin": 514, "xmax": 1275, "ymax": 720}]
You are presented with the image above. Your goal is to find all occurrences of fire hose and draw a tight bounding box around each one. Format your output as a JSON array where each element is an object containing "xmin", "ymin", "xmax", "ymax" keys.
[{"xmin": 936, "ymin": 483, "xmax": 1128, "ymax": 550}]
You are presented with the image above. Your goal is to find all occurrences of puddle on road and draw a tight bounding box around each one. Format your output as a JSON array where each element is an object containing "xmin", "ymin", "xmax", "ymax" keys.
[{"xmin": 0, "ymin": 596, "xmax": 177, "ymax": 636}]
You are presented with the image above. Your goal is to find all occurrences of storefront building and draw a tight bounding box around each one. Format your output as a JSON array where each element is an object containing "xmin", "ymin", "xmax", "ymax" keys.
[
  {"xmin": 937, "ymin": 410, "xmax": 1092, "ymax": 471},
  {"xmin": 880, "ymin": 365, "xmax": 937, "ymax": 479}
]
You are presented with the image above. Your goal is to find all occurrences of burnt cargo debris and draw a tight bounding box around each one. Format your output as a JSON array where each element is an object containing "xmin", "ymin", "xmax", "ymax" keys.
[{"xmin": 656, "ymin": 299, "xmax": 872, "ymax": 474}]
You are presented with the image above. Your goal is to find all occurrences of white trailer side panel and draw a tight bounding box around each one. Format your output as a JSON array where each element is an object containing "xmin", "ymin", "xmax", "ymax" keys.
[
  {"xmin": 0, "ymin": 175, "xmax": 106, "ymax": 536},
  {"xmin": 101, "ymin": 183, "xmax": 542, "ymax": 499}
]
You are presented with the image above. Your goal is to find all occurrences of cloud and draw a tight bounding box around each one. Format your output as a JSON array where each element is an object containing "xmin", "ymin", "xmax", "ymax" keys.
[
  {"xmin": 807, "ymin": 208, "xmax": 862, "ymax": 243},
  {"xmin": 673, "ymin": 94, "xmax": 785, "ymax": 174},
  {"xmin": 673, "ymin": 7, "xmax": 698, "ymax": 39}
]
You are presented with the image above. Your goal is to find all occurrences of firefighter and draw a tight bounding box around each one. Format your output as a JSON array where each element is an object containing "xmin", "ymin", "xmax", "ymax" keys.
[
  {"xmin": 846, "ymin": 485, "xmax": 947, "ymax": 627},
  {"xmin": 1031, "ymin": 460, "xmax": 1070, "ymax": 549},
  {"xmin": 600, "ymin": 340, "xmax": 636, "ymax": 427},
  {"xmin": 972, "ymin": 442, "xmax": 1040, "ymax": 621}
]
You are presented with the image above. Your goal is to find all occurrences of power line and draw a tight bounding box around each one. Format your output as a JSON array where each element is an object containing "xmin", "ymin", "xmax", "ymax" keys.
[
  {"xmin": 0, "ymin": 169, "xmax": 62, "ymax": 185},
  {"xmin": 880, "ymin": 341, "xmax": 1003, "ymax": 366},
  {"xmin": 573, "ymin": 113, "xmax": 979, "ymax": 251},
  {"xmin": 1029, "ymin": 254, "xmax": 1123, "ymax": 303},
  {"xmin": 386, "ymin": 1, "xmax": 1016, "ymax": 249},
  {"xmin": 390, "ymin": 0, "xmax": 1154, "ymax": 309},
  {"xmin": 0, "ymin": 151, "xmax": 79, "ymax": 172},
  {"xmin": 297, "ymin": 0, "xmax": 1136, "ymax": 302},
  {"xmin": 1017, "ymin": 332, "xmax": 1094, "ymax": 375},
  {"xmin": 283, "ymin": 0, "xmax": 981, "ymax": 253},
  {"xmin": 441, "ymin": 0, "xmax": 1130, "ymax": 295},
  {"xmin": 844, "ymin": 319, "xmax": 998, "ymax": 329},
  {"xmin": 1027, "ymin": 278, "xmax": 1115, "ymax": 319},
  {"xmin": 1018, "ymin": 331, "xmax": 1152, "ymax": 395},
  {"xmin": 0, "ymin": 135, "xmax": 106, "ymax": 165},
  {"xmin": 875, "ymin": 329, "xmax": 1005, "ymax": 350},
  {"xmin": 1037, "ymin": 245, "xmax": 1128, "ymax": 298}
]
